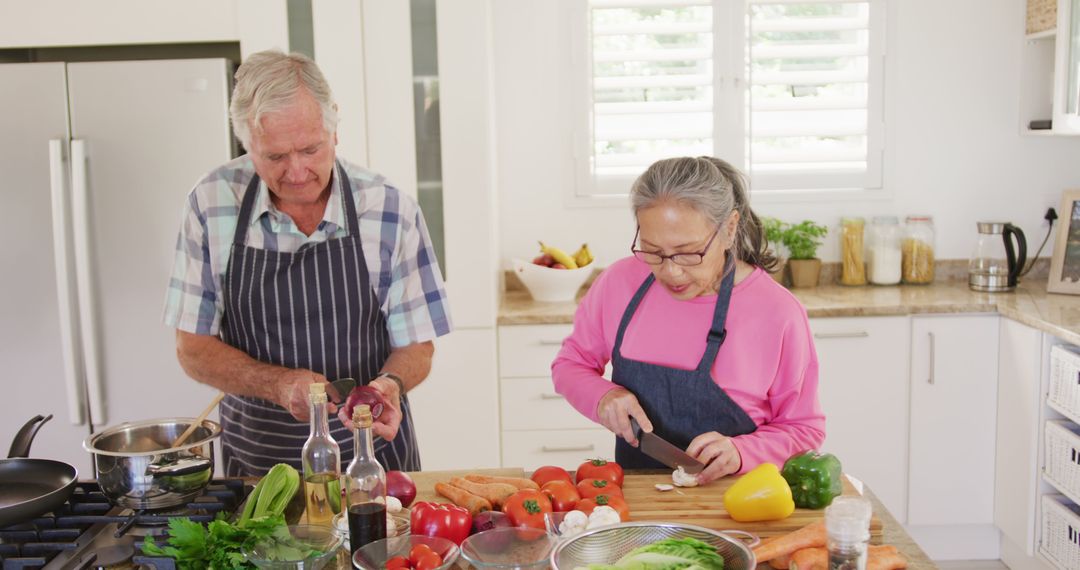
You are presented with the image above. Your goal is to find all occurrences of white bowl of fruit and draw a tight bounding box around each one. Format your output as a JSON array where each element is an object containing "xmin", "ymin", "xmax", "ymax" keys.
[{"xmin": 513, "ymin": 242, "xmax": 596, "ymax": 303}]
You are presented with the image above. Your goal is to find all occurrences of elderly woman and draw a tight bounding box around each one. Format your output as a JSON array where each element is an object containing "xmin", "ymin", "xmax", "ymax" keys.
[{"xmin": 551, "ymin": 156, "xmax": 825, "ymax": 485}]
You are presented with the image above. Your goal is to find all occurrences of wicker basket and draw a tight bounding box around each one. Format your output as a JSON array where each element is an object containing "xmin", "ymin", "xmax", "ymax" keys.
[
  {"xmin": 1041, "ymin": 495, "xmax": 1080, "ymax": 570},
  {"xmin": 1049, "ymin": 346, "xmax": 1080, "ymax": 421},
  {"xmin": 1045, "ymin": 421, "xmax": 1080, "ymax": 499}
]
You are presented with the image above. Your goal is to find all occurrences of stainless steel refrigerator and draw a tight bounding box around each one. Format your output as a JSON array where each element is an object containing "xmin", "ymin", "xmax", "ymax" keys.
[{"xmin": 0, "ymin": 58, "xmax": 232, "ymax": 474}]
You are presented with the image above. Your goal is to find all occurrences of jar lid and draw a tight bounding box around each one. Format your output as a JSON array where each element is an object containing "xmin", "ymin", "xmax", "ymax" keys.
[
  {"xmin": 841, "ymin": 217, "xmax": 865, "ymax": 225},
  {"xmin": 905, "ymin": 215, "xmax": 933, "ymax": 223}
]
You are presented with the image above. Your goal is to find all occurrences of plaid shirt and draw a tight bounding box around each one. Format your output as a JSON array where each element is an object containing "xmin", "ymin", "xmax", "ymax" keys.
[{"xmin": 163, "ymin": 156, "xmax": 452, "ymax": 348}]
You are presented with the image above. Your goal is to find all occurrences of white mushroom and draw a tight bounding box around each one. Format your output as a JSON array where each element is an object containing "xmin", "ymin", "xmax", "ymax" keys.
[
  {"xmin": 385, "ymin": 496, "xmax": 403, "ymax": 513},
  {"xmin": 672, "ymin": 466, "xmax": 699, "ymax": 487},
  {"xmin": 586, "ymin": 506, "xmax": 622, "ymax": 528},
  {"xmin": 558, "ymin": 510, "xmax": 589, "ymax": 537}
]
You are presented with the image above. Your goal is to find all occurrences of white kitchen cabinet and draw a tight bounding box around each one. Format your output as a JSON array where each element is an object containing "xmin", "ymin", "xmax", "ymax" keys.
[
  {"xmin": 907, "ymin": 314, "xmax": 1001, "ymax": 560},
  {"xmin": 497, "ymin": 324, "xmax": 613, "ymax": 469},
  {"xmin": 409, "ymin": 329, "xmax": 501, "ymax": 470},
  {"xmin": 995, "ymin": 319, "xmax": 1044, "ymax": 558},
  {"xmin": 809, "ymin": 316, "xmax": 910, "ymax": 522}
]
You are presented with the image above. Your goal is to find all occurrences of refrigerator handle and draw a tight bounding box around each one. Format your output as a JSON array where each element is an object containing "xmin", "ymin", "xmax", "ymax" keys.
[
  {"xmin": 49, "ymin": 140, "xmax": 88, "ymax": 426},
  {"xmin": 71, "ymin": 139, "xmax": 107, "ymax": 425}
]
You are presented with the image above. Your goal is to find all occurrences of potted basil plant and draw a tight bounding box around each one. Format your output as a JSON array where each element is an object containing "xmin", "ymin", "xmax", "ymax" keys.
[{"xmin": 781, "ymin": 220, "xmax": 829, "ymax": 288}]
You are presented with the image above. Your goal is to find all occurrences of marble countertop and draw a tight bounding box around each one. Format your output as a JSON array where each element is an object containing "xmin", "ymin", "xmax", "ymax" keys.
[{"xmin": 500, "ymin": 279, "xmax": 1080, "ymax": 346}]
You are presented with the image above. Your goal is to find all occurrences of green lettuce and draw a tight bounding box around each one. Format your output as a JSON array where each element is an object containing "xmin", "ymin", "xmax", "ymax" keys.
[{"xmin": 584, "ymin": 537, "xmax": 725, "ymax": 570}]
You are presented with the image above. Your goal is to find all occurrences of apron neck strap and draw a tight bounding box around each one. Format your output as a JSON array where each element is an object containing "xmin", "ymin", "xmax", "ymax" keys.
[
  {"xmin": 231, "ymin": 161, "xmax": 358, "ymax": 247},
  {"xmin": 697, "ymin": 258, "xmax": 736, "ymax": 373}
]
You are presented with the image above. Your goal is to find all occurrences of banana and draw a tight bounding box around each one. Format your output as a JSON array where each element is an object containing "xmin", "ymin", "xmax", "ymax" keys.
[
  {"xmin": 539, "ymin": 241, "xmax": 578, "ymax": 269},
  {"xmin": 573, "ymin": 243, "xmax": 593, "ymax": 268}
]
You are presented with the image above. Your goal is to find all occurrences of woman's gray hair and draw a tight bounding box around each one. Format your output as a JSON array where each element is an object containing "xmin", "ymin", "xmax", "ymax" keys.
[
  {"xmin": 630, "ymin": 156, "xmax": 778, "ymax": 271},
  {"xmin": 229, "ymin": 50, "xmax": 338, "ymax": 149}
]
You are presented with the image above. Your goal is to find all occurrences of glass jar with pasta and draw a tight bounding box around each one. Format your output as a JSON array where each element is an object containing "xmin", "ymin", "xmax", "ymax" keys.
[
  {"xmin": 902, "ymin": 215, "xmax": 935, "ymax": 284},
  {"xmin": 839, "ymin": 217, "xmax": 867, "ymax": 286}
]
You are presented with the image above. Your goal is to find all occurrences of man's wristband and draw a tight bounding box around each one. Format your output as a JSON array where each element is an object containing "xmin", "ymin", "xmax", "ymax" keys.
[{"xmin": 375, "ymin": 372, "xmax": 405, "ymax": 394}]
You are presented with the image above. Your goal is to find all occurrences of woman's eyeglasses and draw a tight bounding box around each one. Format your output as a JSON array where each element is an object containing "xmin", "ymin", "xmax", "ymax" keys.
[{"xmin": 631, "ymin": 226, "xmax": 721, "ymax": 267}]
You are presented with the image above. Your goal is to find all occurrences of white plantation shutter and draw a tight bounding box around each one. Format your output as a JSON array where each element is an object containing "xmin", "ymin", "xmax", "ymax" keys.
[{"xmin": 580, "ymin": 0, "xmax": 884, "ymax": 197}]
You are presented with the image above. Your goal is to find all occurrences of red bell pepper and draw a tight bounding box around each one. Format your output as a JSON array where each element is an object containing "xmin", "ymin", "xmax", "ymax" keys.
[{"xmin": 410, "ymin": 501, "xmax": 473, "ymax": 545}]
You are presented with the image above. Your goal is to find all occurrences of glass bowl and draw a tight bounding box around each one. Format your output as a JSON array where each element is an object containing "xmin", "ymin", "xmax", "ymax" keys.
[
  {"xmin": 460, "ymin": 527, "xmax": 561, "ymax": 569},
  {"xmin": 332, "ymin": 511, "xmax": 410, "ymax": 552},
  {"xmin": 242, "ymin": 524, "xmax": 344, "ymax": 569},
  {"xmin": 352, "ymin": 534, "xmax": 459, "ymax": 570}
]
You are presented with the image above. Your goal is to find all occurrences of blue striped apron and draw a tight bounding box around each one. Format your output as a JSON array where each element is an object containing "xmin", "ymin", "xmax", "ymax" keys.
[
  {"xmin": 610, "ymin": 264, "xmax": 757, "ymax": 468},
  {"xmin": 218, "ymin": 162, "xmax": 421, "ymax": 477}
]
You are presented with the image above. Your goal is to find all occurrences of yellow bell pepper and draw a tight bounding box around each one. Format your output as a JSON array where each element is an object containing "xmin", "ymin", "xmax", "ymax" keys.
[{"xmin": 722, "ymin": 463, "xmax": 796, "ymax": 522}]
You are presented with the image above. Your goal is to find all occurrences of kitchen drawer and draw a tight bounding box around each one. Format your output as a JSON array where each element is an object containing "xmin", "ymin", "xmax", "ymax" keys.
[
  {"xmin": 498, "ymin": 324, "xmax": 573, "ymax": 378},
  {"xmin": 501, "ymin": 429, "xmax": 615, "ymax": 471},
  {"xmin": 500, "ymin": 377, "xmax": 597, "ymax": 431}
]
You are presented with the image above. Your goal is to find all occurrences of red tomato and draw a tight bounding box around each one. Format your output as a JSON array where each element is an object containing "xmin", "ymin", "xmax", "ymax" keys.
[
  {"xmin": 414, "ymin": 552, "xmax": 444, "ymax": 570},
  {"xmin": 502, "ymin": 489, "xmax": 553, "ymax": 531},
  {"xmin": 576, "ymin": 459, "xmax": 624, "ymax": 486},
  {"xmin": 409, "ymin": 544, "xmax": 435, "ymax": 566},
  {"xmin": 531, "ymin": 465, "xmax": 572, "ymax": 487},
  {"xmin": 540, "ymin": 480, "xmax": 581, "ymax": 512},
  {"xmin": 386, "ymin": 555, "xmax": 411, "ymax": 570},
  {"xmin": 576, "ymin": 478, "xmax": 623, "ymax": 499},
  {"xmin": 577, "ymin": 494, "xmax": 631, "ymax": 521}
]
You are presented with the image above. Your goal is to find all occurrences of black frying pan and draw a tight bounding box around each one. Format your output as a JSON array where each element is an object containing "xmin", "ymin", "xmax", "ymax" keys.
[{"xmin": 0, "ymin": 415, "xmax": 79, "ymax": 528}]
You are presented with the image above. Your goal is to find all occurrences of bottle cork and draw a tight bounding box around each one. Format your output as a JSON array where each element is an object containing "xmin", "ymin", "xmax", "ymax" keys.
[
  {"xmin": 308, "ymin": 382, "xmax": 327, "ymax": 403},
  {"xmin": 352, "ymin": 404, "xmax": 373, "ymax": 428}
]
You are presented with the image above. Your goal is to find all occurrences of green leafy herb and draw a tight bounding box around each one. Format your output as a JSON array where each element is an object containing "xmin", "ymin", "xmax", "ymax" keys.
[
  {"xmin": 781, "ymin": 220, "xmax": 828, "ymax": 260},
  {"xmin": 142, "ymin": 513, "xmax": 288, "ymax": 568},
  {"xmin": 583, "ymin": 537, "xmax": 725, "ymax": 570}
]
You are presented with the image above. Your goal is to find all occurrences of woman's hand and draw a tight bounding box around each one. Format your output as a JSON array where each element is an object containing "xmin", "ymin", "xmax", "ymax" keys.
[
  {"xmin": 338, "ymin": 376, "xmax": 403, "ymax": 441},
  {"xmin": 597, "ymin": 387, "xmax": 653, "ymax": 447},
  {"xmin": 275, "ymin": 369, "xmax": 331, "ymax": 421},
  {"xmin": 687, "ymin": 432, "xmax": 742, "ymax": 484}
]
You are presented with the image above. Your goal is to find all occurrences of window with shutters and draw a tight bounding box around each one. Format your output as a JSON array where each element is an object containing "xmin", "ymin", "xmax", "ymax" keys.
[{"xmin": 576, "ymin": 0, "xmax": 885, "ymax": 199}]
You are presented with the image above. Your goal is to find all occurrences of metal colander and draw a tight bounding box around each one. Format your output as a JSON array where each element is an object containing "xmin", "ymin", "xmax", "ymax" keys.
[{"xmin": 550, "ymin": 523, "xmax": 757, "ymax": 570}]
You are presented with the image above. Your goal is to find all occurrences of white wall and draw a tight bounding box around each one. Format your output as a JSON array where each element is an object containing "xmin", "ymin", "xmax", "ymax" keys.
[{"xmin": 492, "ymin": 0, "xmax": 1080, "ymax": 265}]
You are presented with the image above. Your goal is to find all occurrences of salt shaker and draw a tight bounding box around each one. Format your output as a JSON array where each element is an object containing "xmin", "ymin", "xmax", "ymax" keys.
[{"xmin": 826, "ymin": 496, "xmax": 872, "ymax": 570}]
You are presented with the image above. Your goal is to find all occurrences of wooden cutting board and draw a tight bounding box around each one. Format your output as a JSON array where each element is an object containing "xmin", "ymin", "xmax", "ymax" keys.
[
  {"xmin": 407, "ymin": 469, "xmax": 880, "ymax": 540},
  {"xmin": 620, "ymin": 473, "xmax": 881, "ymax": 539}
]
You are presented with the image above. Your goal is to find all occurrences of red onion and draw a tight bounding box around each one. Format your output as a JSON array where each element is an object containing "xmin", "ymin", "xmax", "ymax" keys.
[
  {"xmin": 386, "ymin": 470, "xmax": 417, "ymax": 507},
  {"xmin": 343, "ymin": 385, "xmax": 387, "ymax": 420}
]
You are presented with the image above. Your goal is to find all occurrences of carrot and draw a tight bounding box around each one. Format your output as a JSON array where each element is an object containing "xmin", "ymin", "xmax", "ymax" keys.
[
  {"xmin": 435, "ymin": 482, "xmax": 492, "ymax": 515},
  {"xmin": 790, "ymin": 547, "xmax": 827, "ymax": 570},
  {"xmin": 867, "ymin": 546, "xmax": 906, "ymax": 570},
  {"xmin": 449, "ymin": 478, "xmax": 518, "ymax": 509},
  {"xmin": 786, "ymin": 545, "xmax": 904, "ymax": 570},
  {"xmin": 753, "ymin": 521, "xmax": 826, "ymax": 562},
  {"xmin": 770, "ymin": 554, "xmax": 790, "ymax": 570},
  {"xmin": 464, "ymin": 474, "xmax": 540, "ymax": 490}
]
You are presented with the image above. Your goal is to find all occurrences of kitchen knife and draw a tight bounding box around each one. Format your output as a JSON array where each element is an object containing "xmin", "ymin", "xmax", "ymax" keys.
[
  {"xmin": 630, "ymin": 418, "xmax": 706, "ymax": 474},
  {"xmin": 329, "ymin": 378, "xmax": 356, "ymax": 403}
]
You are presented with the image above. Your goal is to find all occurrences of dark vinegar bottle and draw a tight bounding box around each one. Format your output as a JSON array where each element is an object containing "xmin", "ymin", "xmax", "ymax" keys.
[{"xmin": 344, "ymin": 405, "xmax": 387, "ymax": 555}]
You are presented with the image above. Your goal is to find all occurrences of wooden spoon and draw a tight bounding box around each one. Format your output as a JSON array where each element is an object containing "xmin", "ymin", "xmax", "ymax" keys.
[{"xmin": 172, "ymin": 391, "xmax": 225, "ymax": 448}]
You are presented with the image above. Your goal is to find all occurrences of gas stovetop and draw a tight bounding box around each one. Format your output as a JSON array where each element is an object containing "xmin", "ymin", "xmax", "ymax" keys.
[{"xmin": 0, "ymin": 479, "xmax": 249, "ymax": 570}]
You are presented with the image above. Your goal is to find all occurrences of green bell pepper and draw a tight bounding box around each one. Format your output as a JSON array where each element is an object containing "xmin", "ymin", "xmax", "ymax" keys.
[{"xmin": 780, "ymin": 450, "xmax": 843, "ymax": 509}]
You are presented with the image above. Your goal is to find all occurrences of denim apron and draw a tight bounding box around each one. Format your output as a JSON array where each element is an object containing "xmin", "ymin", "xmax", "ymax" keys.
[
  {"xmin": 611, "ymin": 265, "xmax": 757, "ymax": 468},
  {"xmin": 218, "ymin": 162, "xmax": 420, "ymax": 476}
]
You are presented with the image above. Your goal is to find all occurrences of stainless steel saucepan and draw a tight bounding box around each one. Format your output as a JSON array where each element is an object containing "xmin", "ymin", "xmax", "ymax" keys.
[{"xmin": 84, "ymin": 417, "xmax": 221, "ymax": 509}]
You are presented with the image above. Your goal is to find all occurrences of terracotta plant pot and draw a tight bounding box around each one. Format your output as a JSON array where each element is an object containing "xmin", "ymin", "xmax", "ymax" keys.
[{"xmin": 788, "ymin": 258, "xmax": 822, "ymax": 288}]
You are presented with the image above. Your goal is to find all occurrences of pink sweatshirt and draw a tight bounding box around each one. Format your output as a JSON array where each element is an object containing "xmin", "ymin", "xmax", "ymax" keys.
[{"xmin": 551, "ymin": 257, "xmax": 825, "ymax": 474}]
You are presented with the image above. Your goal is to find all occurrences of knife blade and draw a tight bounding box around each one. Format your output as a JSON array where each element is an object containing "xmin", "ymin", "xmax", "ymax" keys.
[
  {"xmin": 329, "ymin": 378, "xmax": 356, "ymax": 402},
  {"xmin": 630, "ymin": 418, "xmax": 705, "ymax": 474}
]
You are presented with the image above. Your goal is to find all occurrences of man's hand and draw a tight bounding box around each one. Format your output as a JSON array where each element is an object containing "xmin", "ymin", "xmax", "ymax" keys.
[
  {"xmin": 596, "ymin": 387, "xmax": 653, "ymax": 447},
  {"xmin": 687, "ymin": 432, "xmax": 742, "ymax": 484},
  {"xmin": 338, "ymin": 376, "xmax": 402, "ymax": 441},
  {"xmin": 275, "ymin": 369, "xmax": 331, "ymax": 421}
]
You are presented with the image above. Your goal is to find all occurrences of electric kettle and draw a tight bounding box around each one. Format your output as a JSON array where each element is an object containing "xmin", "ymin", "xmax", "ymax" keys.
[{"xmin": 969, "ymin": 222, "xmax": 1027, "ymax": 292}]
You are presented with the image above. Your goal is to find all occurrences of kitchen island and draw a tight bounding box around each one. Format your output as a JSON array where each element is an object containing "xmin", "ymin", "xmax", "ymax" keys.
[{"xmin": 331, "ymin": 468, "xmax": 935, "ymax": 569}]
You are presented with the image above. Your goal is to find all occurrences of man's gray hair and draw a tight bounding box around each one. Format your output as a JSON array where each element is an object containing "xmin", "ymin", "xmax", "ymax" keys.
[
  {"xmin": 229, "ymin": 50, "xmax": 338, "ymax": 149},
  {"xmin": 630, "ymin": 156, "xmax": 778, "ymax": 271}
]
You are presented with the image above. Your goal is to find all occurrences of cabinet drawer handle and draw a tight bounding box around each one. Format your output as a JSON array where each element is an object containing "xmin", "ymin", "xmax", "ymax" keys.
[
  {"xmin": 928, "ymin": 332, "xmax": 936, "ymax": 385},
  {"xmin": 541, "ymin": 444, "xmax": 595, "ymax": 453},
  {"xmin": 813, "ymin": 331, "xmax": 869, "ymax": 339},
  {"xmin": 538, "ymin": 340, "xmax": 563, "ymax": 346},
  {"xmin": 540, "ymin": 393, "xmax": 564, "ymax": 400}
]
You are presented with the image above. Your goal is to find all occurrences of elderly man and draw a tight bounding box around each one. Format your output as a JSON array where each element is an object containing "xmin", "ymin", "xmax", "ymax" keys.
[{"xmin": 163, "ymin": 50, "xmax": 451, "ymax": 476}]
